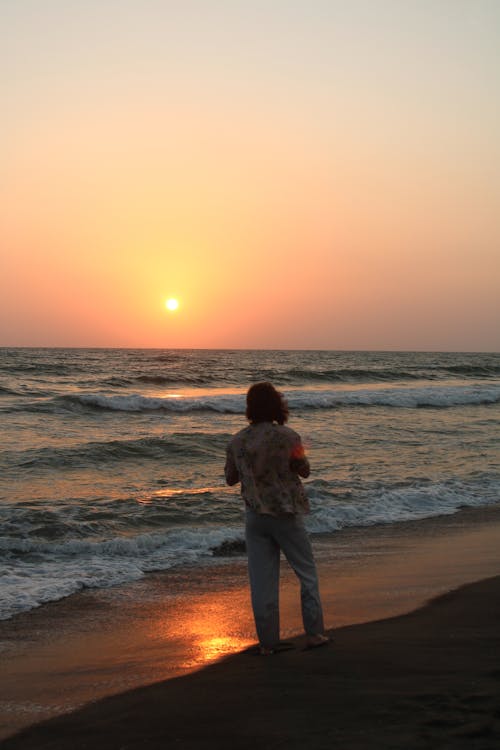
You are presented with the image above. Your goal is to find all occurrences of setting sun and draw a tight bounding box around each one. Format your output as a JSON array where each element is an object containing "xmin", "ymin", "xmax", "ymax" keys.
[{"xmin": 165, "ymin": 298, "xmax": 179, "ymax": 312}]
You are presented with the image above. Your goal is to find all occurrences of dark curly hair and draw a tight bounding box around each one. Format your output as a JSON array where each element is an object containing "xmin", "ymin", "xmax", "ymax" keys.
[{"xmin": 246, "ymin": 382, "xmax": 289, "ymax": 425}]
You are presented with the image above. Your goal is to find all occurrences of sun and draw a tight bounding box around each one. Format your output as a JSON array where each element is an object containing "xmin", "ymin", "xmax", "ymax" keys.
[{"xmin": 165, "ymin": 298, "xmax": 179, "ymax": 312}]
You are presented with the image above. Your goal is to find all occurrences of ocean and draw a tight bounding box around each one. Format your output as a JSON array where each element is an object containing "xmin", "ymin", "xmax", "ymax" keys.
[{"xmin": 1, "ymin": 348, "xmax": 499, "ymax": 622}]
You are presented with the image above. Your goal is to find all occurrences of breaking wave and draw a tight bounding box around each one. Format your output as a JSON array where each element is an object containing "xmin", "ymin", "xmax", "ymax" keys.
[{"xmin": 50, "ymin": 385, "xmax": 500, "ymax": 414}]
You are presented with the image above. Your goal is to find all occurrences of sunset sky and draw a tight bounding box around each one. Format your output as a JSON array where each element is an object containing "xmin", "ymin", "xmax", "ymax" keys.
[{"xmin": 2, "ymin": 0, "xmax": 499, "ymax": 350}]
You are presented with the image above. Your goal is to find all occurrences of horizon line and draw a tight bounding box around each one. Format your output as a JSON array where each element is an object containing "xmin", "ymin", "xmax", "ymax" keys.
[{"xmin": 1, "ymin": 345, "xmax": 499, "ymax": 355}]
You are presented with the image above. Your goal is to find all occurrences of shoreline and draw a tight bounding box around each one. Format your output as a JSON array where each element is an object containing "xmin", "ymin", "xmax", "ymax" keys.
[{"xmin": 1, "ymin": 503, "xmax": 500, "ymax": 742}]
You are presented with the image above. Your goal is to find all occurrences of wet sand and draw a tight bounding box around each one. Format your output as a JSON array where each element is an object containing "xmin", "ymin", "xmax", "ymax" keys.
[{"xmin": 1, "ymin": 505, "xmax": 500, "ymax": 747}]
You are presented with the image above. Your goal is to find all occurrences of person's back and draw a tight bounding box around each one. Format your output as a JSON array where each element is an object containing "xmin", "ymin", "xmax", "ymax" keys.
[{"xmin": 226, "ymin": 422, "xmax": 309, "ymax": 516}]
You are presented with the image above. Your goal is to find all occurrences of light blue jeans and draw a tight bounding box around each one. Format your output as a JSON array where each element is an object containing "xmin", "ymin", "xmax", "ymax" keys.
[{"xmin": 245, "ymin": 509, "xmax": 325, "ymax": 649}]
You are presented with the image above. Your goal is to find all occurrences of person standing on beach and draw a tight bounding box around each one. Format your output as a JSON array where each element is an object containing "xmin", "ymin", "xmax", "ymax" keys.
[{"xmin": 225, "ymin": 382, "xmax": 328, "ymax": 655}]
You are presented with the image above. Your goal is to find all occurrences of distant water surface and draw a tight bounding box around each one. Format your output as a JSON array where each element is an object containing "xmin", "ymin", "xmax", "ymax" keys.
[{"xmin": 1, "ymin": 348, "xmax": 499, "ymax": 620}]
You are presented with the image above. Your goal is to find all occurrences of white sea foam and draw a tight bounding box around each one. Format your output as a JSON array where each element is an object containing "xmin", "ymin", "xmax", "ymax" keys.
[
  {"xmin": 306, "ymin": 476, "xmax": 500, "ymax": 533},
  {"xmin": 69, "ymin": 384, "xmax": 500, "ymax": 414},
  {"xmin": 73, "ymin": 393, "xmax": 245, "ymax": 413},
  {"xmin": 0, "ymin": 525, "xmax": 243, "ymax": 620}
]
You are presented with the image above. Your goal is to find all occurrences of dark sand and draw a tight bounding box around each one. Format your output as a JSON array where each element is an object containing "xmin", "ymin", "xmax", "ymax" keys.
[
  {"xmin": 2, "ymin": 576, "xmax": 500, "ymax": 749},
  {"xmin": 2, "ymin": 506, "xmax": 500, "ymax": 749}
]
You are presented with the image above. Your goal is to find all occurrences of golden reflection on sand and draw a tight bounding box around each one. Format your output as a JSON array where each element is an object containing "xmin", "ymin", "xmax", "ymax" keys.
[
  {"xmin": 148, "ymin": 589, "xmax": 255, "ymax": 669},
  {"xmin": 193, "ymin": 633, "xmax": 252, "ymax": 665}
]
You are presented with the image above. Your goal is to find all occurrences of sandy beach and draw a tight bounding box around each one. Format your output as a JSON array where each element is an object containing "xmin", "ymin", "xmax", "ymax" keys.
[
  {"xmin": 1, "ymin": 504, "xmax": 500, "ymax": 748},
  {"xmin": 3, "ymin": 575, "xmax": 500, "ymax": 750}
]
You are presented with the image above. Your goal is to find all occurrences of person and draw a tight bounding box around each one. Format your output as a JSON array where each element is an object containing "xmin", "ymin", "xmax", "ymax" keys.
[{"xmin": 225, "ymin": 381, "xmax": 328, "ymax": 654}]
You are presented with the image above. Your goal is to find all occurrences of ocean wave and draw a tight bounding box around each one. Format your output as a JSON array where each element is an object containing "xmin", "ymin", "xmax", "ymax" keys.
[
  {"xmin": 305, "ymin": 474, "xmax": 500, "ymax": 533},
  {"xmin": 0, "ymin": 524, "xmax": 240, "ymax": 558},
  {"xmin": 72, "ymin": 392, "xmax": 245, "ymax": 412},
  {"xmin": 94, "ymin": 374, "xmax": 220, "ymax": 388},
  {"xmin": 284, "ymin": 367, "xmax": 426, "ymax": 382},
  {"xmin": 94, "ymin": 376, "xmax": 135, "ymax": 388},
  {"xmin": 5, "ymin": 432, "xmax": 230, "ymax": 471},
  {"xmin": 0, "ymin": 524, "xmax": 243, "ymax": 620},
  {"xmin": 49, "ymin": 384, "xmax": 500, "ymax": 413},
  {"xmin": 0, "ymin": 487, "xmax": 239, "ymax": 544},
  {"xmin": 0, "ymin": 362, "xmax": 80, "ymax": 376},
  {"xmin": 290, "ymin": 385, "xmax": 500, "ymax": 410},
  {"xmin": 135, "ymin": 373, "xmax": 215, "ymax": 386},
  {"xmin": 4, "ymin": 383, "xmax": 499, "ymax": 418},
  {"xmin": 439, "ymin": 364, "xmax": 500, "ymax": 378}
]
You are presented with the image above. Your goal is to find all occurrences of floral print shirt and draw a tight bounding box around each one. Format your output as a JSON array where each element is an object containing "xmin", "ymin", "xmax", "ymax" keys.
[{"xmin": 225, "ymin": 421, "xmax": 310, "ymax": 516}]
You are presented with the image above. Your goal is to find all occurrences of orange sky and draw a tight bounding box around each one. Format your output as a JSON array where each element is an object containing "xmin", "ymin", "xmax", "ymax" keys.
[{"xmin": 1, "ymin": 1, "xmax": 499, "ymax": 350}]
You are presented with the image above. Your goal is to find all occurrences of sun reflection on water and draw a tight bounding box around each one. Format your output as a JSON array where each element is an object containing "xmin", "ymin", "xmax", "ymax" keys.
[{"xmin": 147, "ymin": 589, "xmax": 255, "ymax": 670}]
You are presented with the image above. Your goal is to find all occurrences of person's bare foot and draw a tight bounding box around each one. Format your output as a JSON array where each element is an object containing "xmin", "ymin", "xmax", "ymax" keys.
[
  {"xmin": 306, "ymin": 634, "xmax": 330, "ymax": 649},
  {"xmin": 259, "ymin": 641, "xmax": 295, "ymax": 655}
]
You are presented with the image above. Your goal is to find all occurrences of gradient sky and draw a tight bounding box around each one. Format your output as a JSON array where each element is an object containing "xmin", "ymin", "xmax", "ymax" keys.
[{"xmin": 2, "ymin": 0, "xmax": 499, "ymax": 350}]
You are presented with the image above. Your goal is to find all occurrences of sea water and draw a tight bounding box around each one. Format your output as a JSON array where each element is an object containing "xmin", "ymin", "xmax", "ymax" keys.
[{"xmin": 1, "ymin": 348, "xmax": 499, "ymax": 620}]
